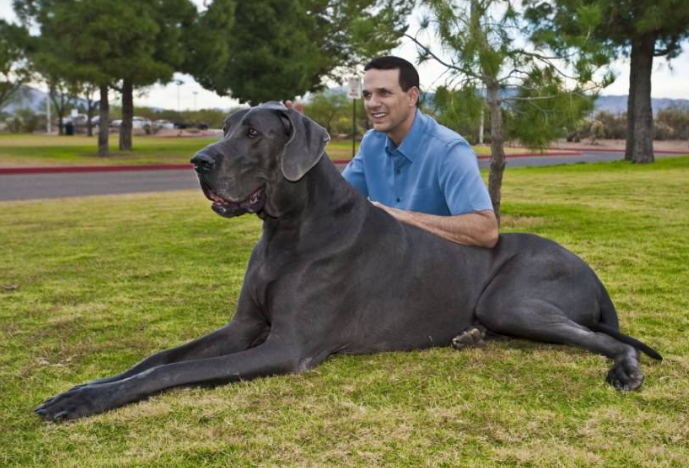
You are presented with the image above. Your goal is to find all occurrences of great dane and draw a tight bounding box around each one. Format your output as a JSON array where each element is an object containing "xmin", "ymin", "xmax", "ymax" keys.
[{"xmin": 35, "ymin": 102, "xmax": 661, "ymax": 422}]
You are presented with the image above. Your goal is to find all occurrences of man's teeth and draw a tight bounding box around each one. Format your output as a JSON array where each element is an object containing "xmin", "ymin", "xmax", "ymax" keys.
[{"xmin": 372, "ymin": 113, "xmax": 386, "ymax": 118}]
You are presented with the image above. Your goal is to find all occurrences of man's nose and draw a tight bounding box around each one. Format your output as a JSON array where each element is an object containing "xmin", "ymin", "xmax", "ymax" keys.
[
  {"xmin": 190, "ymin": 150, "xmax": 216, "ymax": 173},
  {"xmin": 365, "ymin": 96, "xmax": 379, "ymax": 109}
]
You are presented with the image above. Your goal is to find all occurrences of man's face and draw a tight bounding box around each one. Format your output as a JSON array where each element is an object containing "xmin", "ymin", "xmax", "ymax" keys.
[{"xmin": 362, "ymin": 68, "xmax": 418, "ymax": 142}]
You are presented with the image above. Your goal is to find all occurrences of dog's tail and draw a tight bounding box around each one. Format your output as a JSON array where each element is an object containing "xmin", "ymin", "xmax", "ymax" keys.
[
  {"xmin": 592, "ymin": 283, "xmax": 662, "ymax": 361},
  {"xmin": 598, "ymin": 284, "xmax": 620, "ymax": 330},
  {"xmin": 590, "ymin": 322, "xmax": 663, "ymax": 361}
]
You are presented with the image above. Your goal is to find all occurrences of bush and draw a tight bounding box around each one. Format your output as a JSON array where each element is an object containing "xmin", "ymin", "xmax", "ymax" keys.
[
  {"xmin": 656, "ymin": 106, "xmax": 689, "ymax": 140},
  {"xmin": 1, "ymin": 109, "xmax": 46, "ymax": 133}
]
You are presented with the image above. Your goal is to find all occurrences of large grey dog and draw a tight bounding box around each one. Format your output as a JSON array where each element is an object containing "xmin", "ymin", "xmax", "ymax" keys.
[{"xmin": 35, "ymin": 102, "xmax": 661, "ymax": 422}]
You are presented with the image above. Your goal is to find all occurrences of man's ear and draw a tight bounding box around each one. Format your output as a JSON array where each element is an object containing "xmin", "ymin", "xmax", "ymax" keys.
[
  {"xmin": 408, "ymin": 86, "xmax": 420, "ymax": 107},
  {"xmin": 279, "ymin": 108, "xmax": 330, "ymax": 182}
]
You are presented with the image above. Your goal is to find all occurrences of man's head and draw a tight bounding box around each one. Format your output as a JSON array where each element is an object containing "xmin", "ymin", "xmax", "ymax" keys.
[{"xmin": 363, "ymin": 56, "xmax": 420, "ymax": 145}]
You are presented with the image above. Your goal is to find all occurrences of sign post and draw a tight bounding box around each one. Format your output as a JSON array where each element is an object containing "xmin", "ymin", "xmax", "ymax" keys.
[{"xmin": 347, "ymin": 76, "xmax": 362, "ymax": 160}]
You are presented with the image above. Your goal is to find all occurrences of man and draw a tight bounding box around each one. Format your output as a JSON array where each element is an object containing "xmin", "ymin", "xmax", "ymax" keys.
[{"xmin": 342, "ymin": 56, "xmax": 499, "ymax": 248}]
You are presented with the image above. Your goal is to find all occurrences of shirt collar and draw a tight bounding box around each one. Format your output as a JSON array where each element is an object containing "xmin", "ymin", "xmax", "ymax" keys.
[{"xmin": 384, "ymin": 109, "xmax": 425, "ymax": 162}]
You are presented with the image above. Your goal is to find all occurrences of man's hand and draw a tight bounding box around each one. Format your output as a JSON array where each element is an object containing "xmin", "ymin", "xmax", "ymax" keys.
[
  {"xmin": 371, "ymin": 201, "xmax": 499, "ymax": 248},
  {"xmin": 284, "ymin": 100, "xmax": 304, "ymax": 114}
]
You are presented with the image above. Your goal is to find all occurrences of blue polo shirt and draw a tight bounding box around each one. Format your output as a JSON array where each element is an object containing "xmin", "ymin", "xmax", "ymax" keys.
[{"xmin": 342, "ymin": 110, "xmax": 493, "ymax": 216}]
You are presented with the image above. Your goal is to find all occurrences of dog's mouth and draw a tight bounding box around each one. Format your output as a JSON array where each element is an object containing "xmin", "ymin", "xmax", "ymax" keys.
[{"xmin": 201, "ymin": 182, "xmax": 266, "ymax": 218}]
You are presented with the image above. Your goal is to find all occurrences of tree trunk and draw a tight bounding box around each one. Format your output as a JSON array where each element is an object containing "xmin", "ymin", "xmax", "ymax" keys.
[
  {"xmin": 119, "ymin": 79, "xmax": 133, "ymax": 151},
  {"xmin": 86, "ymin": 98, "xmax": 95, "ymax": 137},
  {"xmin": 626, "ymin": 34, "xmax": 655, "ymax": 163},
  {"xmin": 98, "ymin": 85, "xmax": 109, "ymax": 157},
  {"xmin": 624, "ymin": 53, "xmax": 636, "ymax": 161},
  {"xmin": 486, "ymin": 83, "xmax": 506, "ymax": 225},
  {"xmin": 49, "ymin": 88, "xmax": 65, "ymax": 136}
]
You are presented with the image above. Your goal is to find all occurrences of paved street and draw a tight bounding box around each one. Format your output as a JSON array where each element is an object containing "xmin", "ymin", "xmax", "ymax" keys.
[{"xmin": 0, "ymin": 151, "xmax": 684, "ymax": 202}]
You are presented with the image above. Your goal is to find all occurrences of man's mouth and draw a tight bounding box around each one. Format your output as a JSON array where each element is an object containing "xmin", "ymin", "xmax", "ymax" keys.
[
  {"xmin": 201, "ymin": 182, "xmax": 266, "ymax": 217},
  {"xmin": 371, "ymin": 112, "xmax": 387, "ymax": 119}
]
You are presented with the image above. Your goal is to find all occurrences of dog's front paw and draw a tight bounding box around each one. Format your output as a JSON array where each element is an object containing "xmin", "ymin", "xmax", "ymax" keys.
[{"xmin": 34, "ymin": 383, "xmax": 117, "ymax": 422}]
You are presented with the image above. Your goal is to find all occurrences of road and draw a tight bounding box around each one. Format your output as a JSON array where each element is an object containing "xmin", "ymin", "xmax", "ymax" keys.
[{"xmin": 0, "ymin": 151, "xmax": 683, "ymax": 202}]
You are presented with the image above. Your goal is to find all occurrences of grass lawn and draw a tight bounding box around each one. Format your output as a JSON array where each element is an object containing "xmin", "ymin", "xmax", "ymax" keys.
[
  {"xmin": 0, "ymin": 134, "xmax": 361, "ymax": 167},
  {"xmin": 1, "ymin": 157, "xmax": 688, "ymax": 467},
  {"xmin": 0, "ymin": 134, "xmax": 525, "ymax": 168}
]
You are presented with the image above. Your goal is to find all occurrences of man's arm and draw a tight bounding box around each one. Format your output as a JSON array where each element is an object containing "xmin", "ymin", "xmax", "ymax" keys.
[{"xmin": 372, "ymin": 202, "xmax": 499, "ymax": 248}]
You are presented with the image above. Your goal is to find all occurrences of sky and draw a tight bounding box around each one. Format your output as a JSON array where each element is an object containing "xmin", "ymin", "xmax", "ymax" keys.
[{"xmin": 2, "ymin": 0, "xmax": 688, "ymax": 111}]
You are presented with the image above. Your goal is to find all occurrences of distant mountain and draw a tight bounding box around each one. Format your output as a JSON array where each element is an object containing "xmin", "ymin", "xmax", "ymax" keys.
[
  {"xmin": 1, "ymin": 86, "xmax": 48, "ymax": 114},
  {"xmin": 594, "ymin": 95, "xmax": 689, "ymax": 114}
]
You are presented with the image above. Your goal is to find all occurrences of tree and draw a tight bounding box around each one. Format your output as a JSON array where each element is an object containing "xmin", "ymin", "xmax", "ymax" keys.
[
  {"xmin": 409, "ymin": 0, "xmax": 606, "ymax": 222},
  {"xmin": 304, "ymin": 91, "xmax": 350, "ymax": 134},
  {"xmin": 189, "ymin": 0, "xmax": 411, "ymax": 105},
  {"xmin": 114, "ymin": 0, "xmax": 197, "ymax": 151},
  {"xmin": 0, "ymin": 19, "xmax": 31, "ymax": 112},
  {"xmin": 524, "ymin": 0, "xmax": 689, "ymax": 163},
  {"xmin": 29, "ymin": 39, "xmax": 78, "ymax": 135},
  {"xmin": 14, "ymin": 0, "xmax": 194, "ymax": 154},
  {"xmin": 14, "ymin": 0, "xmax": 119, "ymax": 155}
]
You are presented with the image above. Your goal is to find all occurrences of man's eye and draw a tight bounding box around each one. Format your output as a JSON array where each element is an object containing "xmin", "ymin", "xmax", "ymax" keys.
[{"xmin": 247, "ymin": 128, "xmax": 258, "ymax": 138}]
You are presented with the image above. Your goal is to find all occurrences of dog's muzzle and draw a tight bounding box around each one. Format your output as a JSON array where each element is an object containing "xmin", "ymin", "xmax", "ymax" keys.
[{"xmin": 191, "ymin": 151, "xmax": 216, "ymax": 174}]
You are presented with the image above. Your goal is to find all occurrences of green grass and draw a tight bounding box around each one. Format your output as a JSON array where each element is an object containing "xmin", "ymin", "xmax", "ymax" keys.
[
  {"xmin": 1, "ymin": 157, "xmax": 688, "ymax": 467},
  {"xmin": 0, "ymin": 134, "xmax": 361, "ymax": 167},
  {"xmin": 0, "ymin": 134, "xmax": 521, "ymax": 168}
]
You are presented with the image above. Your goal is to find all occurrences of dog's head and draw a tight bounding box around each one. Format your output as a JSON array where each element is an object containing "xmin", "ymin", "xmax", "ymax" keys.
[{"xmin": 191, "ymin": 102, "xmax": 330, "ymax": 219}]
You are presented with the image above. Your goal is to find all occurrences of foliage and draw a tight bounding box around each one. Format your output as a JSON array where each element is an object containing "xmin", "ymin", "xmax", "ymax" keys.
[
  {"xmin": 0, "ymin": 19, "xmax": 32, "ymax": 111},
  {"xmin": 304, "ymin": 91, "xmax": 351, "ymax": 135},
  {"xmin": 413, "ymin": 0, "xmax": 609, "ymax": 219},
  {"xmin": 433, "ymin": 85, "xmax": 484, "ymax": 144},
  {"xmin": 190, "ymin": 0, "xmax": 411, "ymax": 105},
  {"xmin": 1, "ymin": 107, "xmax": 46, "ymax": 133},
  {"xmin": 570, "ymin": 106, "xmax": 689, "ymax": 142},
  {"xmin": 524, "ymin": 0, "xmax": 689, "ymax": 162},
  {"xmin": 1, "ymin": 157, "xmax": 688, "ymax": 466},
  {"xmin": 656, "ymin": 105, "xmax": 689, "ymax": 140},
  {"xmin": 508, "ymin": 68, "xmax": 595, "ymax": 149}
]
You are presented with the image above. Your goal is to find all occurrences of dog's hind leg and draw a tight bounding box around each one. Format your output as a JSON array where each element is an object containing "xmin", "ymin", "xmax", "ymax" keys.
[
  {"xmin": 451, "ymin": 324, "xmax": 488, "ymax": 349},
  {"xmin": 476, "ymin": 299, "xmax": 645, "ymax": 391}
]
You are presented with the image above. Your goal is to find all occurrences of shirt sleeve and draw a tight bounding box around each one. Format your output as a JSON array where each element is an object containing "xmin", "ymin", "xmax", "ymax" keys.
[
  {"xmin": 439, "ymin": 140, "xmax": 493, "ymax": 215},
  {"xmin": 342, "ymin": 150, "xmax": 369, "ymax": 198}
]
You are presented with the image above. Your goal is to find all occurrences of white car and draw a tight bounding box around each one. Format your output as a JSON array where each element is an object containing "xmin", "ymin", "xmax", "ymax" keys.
[{"xmin": 153, "ymin": 119, "xmax": 175, "ymax": 130}]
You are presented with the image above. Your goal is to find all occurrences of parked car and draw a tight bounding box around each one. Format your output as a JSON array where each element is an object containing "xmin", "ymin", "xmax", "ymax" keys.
[
  {"xmin": 153, "ymin": 119, "xmax": 175, "ymax": 130},
  {"xmin": 132, "ymin": 117, "xmax": 152, "ymax": 132},
  {"xmin": 110, "ymin": 117, "xmax": 152, "ymax": 134}
]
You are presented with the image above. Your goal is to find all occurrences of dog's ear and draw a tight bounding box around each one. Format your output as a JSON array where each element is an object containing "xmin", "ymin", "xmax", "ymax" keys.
[{"xmin": 279, "ymin": 108, "xmax": 330, "ymax": 182}]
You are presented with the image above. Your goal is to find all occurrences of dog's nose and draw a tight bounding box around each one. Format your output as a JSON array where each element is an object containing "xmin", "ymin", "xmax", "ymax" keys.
[{"xmin": 191, "ymin": 151, "xmax": 216, "ymax": 173}]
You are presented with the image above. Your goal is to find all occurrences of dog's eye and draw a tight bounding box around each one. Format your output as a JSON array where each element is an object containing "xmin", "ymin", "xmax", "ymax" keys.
[{"xmin": 247, "ymin": 128, "xmax": 258, "ymax": 138}]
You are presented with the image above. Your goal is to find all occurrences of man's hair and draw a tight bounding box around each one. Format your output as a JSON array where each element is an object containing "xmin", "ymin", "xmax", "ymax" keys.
[
  {"xmin": 364, "ymin": 55, "xmax": 421, "ymax": 107},
  {"xmin": 364, "ymin": 56, "xmax": 420, "ymax": 105}
]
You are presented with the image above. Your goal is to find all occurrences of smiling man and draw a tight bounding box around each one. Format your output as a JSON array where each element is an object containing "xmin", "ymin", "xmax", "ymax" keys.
[{"xmin": 342, "ymin": 56, "xmax": 499, "ymax": 248}]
